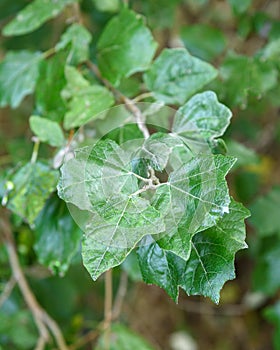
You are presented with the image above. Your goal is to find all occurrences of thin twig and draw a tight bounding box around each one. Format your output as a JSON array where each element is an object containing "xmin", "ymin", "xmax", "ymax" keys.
[
  {"xmin": 86, "ymin": 60, "xmax": 150, "ymax": 139},
  {"xmin": 132, "ymin": 92, "xmax": 153, "ymax": 103},
  {"xmin": 104, "ymin": 269, "xmax": 113, "ymax": 350},
  {"xmin": 0, "ymin": 212, "xmax": 69, "ymax": 350},
  {"xmin": 0, "ymin": 275, "xmax": 16, "ymax": 308},
  {"xmin": 112, "ymin": 271, "xmax": 128, "ymax": 320}
]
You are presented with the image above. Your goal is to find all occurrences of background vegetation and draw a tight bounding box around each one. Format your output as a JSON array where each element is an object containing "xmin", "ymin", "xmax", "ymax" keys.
[{"xmin": 0, "ymin": 0, "xmax": 280, "ymax": 349}]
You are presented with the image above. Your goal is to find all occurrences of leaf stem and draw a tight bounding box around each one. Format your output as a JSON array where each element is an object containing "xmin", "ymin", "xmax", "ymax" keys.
[
  {"xmin": 112, "ymin": 271, "xmax": 128, "ymax": 320},
  {"xmin": 31, "ymin": 137, "xmax": 40, "ymax": 164},
  {"xmin": 86, "ymin": 60, "xmax": 150, "ymax": 139},
  {"xmin": 132, "ymin": 92, "xmax": 153, "ymax": 103}
]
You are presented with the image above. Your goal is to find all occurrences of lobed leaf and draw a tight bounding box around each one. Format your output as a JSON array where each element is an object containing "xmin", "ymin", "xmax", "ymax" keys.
[{"xmin": 144, "ymin": 48, "xmax": 218, "ymax": 105}]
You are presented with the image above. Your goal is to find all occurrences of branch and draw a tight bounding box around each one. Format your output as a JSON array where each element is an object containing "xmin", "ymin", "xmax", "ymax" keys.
[
  {"xmin": 0, "ymin": 275, "xmax": 16, "ymax": 308},
  {"xmin": 104, "ymin": 269, "xmax": 113, "ymax": 350},
  {"xmin": 86, "ymin": 60, "xmax": 150, "ymax": 139},
  {"xmin": 112, "ymin": 271, "xmax": 128, "ymax": 320},
  {"xmin": 0, "ymin": 211, "xmax": 69, "ymax": 350}
]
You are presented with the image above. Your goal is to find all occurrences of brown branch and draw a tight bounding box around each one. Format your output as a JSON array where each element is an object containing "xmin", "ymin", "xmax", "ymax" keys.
[
  {"xmin": 104, "ymin": 269, "xmax": 113, "ymax": 350},
  {"xmin": 0, "ymin": 212, "xmax": 69, "ymax": 350},
  {"xmin": 86, "ymin": 60, "xmax": 150, "ymax": 139}
]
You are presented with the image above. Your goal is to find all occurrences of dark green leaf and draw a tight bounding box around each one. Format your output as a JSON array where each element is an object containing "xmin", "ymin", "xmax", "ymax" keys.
[
  {"xmin": 29, "ymin": 116, "xmax": 64, "ymax": 147},
  {"xmin": 34, "ymin": 195, "xmax": 82, "ymax": 275},
  {"xmin": 180, "ymin": 24, "xmax": 226, "ymax": 61},
  {"xmin": 97, "ymin": 9, "xmax": 157, "ymax": 86},
  {"xmin": 35, "ymin": 52, "xmax": 67, "ymax": 121},
  {"xmin": 3, "ymin": 0, "xmax": 78, "ymax": 36},
  {"xmin": 180, "ymin": 199, "xmax": 249, "ymax": 303},
  {"xmin": 228, "ymin": 0, "xmax": 252, "ymax": 14},
  {"xmin": 96, "ymin": 323, "xmax": 156, "ymax": 350},
  {"xmin": 0, "ymin": 51, "xmax": 42, "ymax": 108},
  {"xmin": 138, "ymin": 199, "xmax": 249, "ymax": 303},
  {"xmin": 6, "ymin": 162, "xmax": 59, "ymax": 224},
  {"xmin": 220, "ymin": 52, "xmax": 278, "ymax": 107},
  {"xmin": 144, "ymin": 48, "xmax": 218, "ymax": 105},
  {"xmin": 263, "ymin": 302, "xmax": 280, "ymax": 350},
  {"xmin": 249, "ymin": 187, "xmax": 280, "ymax": 236}
]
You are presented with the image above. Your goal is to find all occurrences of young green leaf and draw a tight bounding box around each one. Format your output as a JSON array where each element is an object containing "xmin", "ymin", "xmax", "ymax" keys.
[
  {"xmin": 6, "ymin": 162, "xmax": 59, "ymax": 224},
  {"xmin": 62, "ymin": 66, "xmax": 114, "ymax": 129},
  {"xmin": 34, "ymin": 195, "xmax": 82, "ymax": 275},
  {"xmin": 144, "ymin": 48, "xmax": 218, "ymax": 105},
  {"xmin": 173, "ymin": 91, "xmax": 232, "ymax": 142},
  {"xmin": 97, "ymin": 9, "xmax": 157, "ymax": 86},
  {"xmin": 29, "ymin": 116, "xmax": 65, "ymax": 147},
  {"xmin": 0, "ymin": 51, "xmax": 42, "ymax": 108},
  {"xmin": 55, "ymin": 24, "xmax": 92, "ymax": 65},
  {"xmin": 3, "ymin": 0, "xmax": 78, "ymax": 36}
]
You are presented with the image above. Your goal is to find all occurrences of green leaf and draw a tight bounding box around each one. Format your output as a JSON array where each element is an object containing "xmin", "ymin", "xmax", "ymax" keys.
[
  {"xmin": 121, "ymin": 250, "xmax": 142, "ymax": 281},
  {"xmin": 138, "ymin": 240, "xmax": 182, "ymax": 301},
  {"xmin": 97, "ymin": 9, "xmax": 157, "ymax": 86},
  {"xmin": 253, "ymin": 235, "xmax": 280, "ymax": 296},
  {"xmin": 92, "ymin": 0, "xmax": 120, "ymax": 12},
  {"xmin": 29, "ymin": 116, "xmax": 64, "ymax": 147},
  {"xmin": 228, "ymin": 0, "xmax": 252, "ymax": 14},
  {"xmin": 144, "ymin": 48, "xmax": 218, "ymax": 105},
  {"xmin": 0, "ymin": 310, "xmax": 37, "ymax": 349},
  {"xmin": 226, "ymin": 140, "xmax": 259, "ymax": 169},
  {"xmin": 55, "ymin": 24, "xmax": 92, "ymax": 65},
  {"xmin": 3, "ymin": 0, "xmax": 78, "ymax": 36},
  {"xmin": 34, "ymin": 195, "xmax": 82, "ymax": 275},
  {"xmin": 180, "ymin": 24, "xmax": 226, "ymax": 61},
  {"xmin": 96, "ymin": 323, "xmax": 156, "ymax": 350},
  {"xmin": 0, "ymin": 51, "xmax": 42, "ymax": 108},
  {"xmin": 156, "ymin": 155, "xmax": 236, "ymax": 260},
  {"xmin": 264, "ymin": 301, "xmax": 280, "ymax": 350},
  {"xmin": 220, "ymin": 52, "xmax": 278, "ymax": 107},
  {"xmin": 179, "ymin": 199, "xmax": 249, "ymax": 303},
  {"xmin": 249, "ymin": 187, "xmax": 280, "ymax": 236},
  {"xmin": 173, "ymin": 91, "xmax": 232, "ymax": 142},
  {"xmin": 58, "ymin": 139, "xmax": 165, "ymax": 279},
  {"xmin": 138, "ymin": 199, "xmax": 249, "ymax": 303},
  {"xmin": 35, "ymin": 52, "xmax": 67, "ymax": 121},
  {"xmin": 6, "ymin": 162, "xmax": 59, "ymax": 224},
  {"xmin": 62, "ymin": 66, "xmax": 114, "ymax": 129}
]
